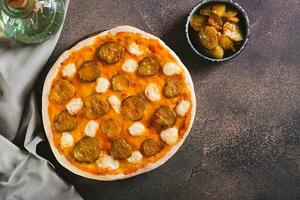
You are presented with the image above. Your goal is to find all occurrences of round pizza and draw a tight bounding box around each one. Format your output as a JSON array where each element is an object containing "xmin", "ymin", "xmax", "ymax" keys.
[{"xmin": 42, "ymin": 26, "xmax": 196, "ymax": 180}]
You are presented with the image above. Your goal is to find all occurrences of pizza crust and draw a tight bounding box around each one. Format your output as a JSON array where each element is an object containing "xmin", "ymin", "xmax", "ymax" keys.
[{"xmin": 42, "ymin": 25, "xmax": 196, "ymax": 180}]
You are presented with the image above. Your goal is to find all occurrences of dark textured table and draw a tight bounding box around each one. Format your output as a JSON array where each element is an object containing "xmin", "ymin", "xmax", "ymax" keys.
[{"xmin": 36, "ymin": 0, "xmax": 300, "ymax": 199}]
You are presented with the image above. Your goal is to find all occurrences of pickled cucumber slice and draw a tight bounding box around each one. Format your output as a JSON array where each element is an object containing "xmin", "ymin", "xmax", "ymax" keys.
[
  {"xmin": 206, "ymin": 46, "xmax": 224, "ymax": 59},
  {"xmin": 198, "ymin": 26, "xmax": 219, "ymax": 50},
  {"xmin": 219, "ymin": 35, "xmax": 234, "ymax": 51},
  {"xmin": 211, "ymin": 4, "xmax": 226, "ymax": 17},
  {"xmin": 223, "ymin": 22, "xmax": 243, "ymax": 42},
  {"xmin": 190, "ymin": 15, "xmax": 207, "ymax": 31}
]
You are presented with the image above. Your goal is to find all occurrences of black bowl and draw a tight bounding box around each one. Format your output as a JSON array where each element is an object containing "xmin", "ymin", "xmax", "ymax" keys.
[{"xmin": 185, "ymin": 0, "xmax": 250, "ymax": 62}]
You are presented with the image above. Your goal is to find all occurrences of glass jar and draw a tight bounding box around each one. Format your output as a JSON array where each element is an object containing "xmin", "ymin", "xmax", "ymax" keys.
[{"xmin": 0, "ymin": 0, "xmax": 65, "ymax": 44}]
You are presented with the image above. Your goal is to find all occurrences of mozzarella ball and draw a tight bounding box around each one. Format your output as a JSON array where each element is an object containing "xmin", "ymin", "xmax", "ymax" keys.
[
  {"xmin": 145, "ymin": 83, "xmax": 161, "ymax": 102},
  {"xmin": 62, "ymin": 63, "xmax": 76, "ymax": 78},
  {"xmin": 122, "ymin": 59, "xmax": 138, "ymax": 73},
  {"xmin": 163, "ymin": 62, "xmax": 181, "ymax": 76},
  {"xmin": 96, "ymin": 77, "xmax": 110, "ymax": 93},
  {"xmin": 97, "ymin": 154, "xmax": 119, "ymax": 170},
  {"xmin": 66, "ymin": 98, "xmax": 83, "ymax": 115},
  {"xmin": 60, "ymin": 132, "xmax": 74, "ymax": 148},
  {"xmin": 127, "ymin": 42, "xmax": 143, "ymax": 56},
  {"xmin": 84, "ymin": 120, "xmax": 99, "ymax": 137},
  {"xmin": 160, "ymin": 127, "xmax": 178, "ymax": 145},
  {"xmin": 127, "ymin": 151, "xmax": 143, "ymax": 164},
  {"xmin": 108, "ymin": 95, "xmax": 121, "ymax": 114},
  {"xmin": 175, "ymin": 100, "xmax": 190, "ymax": 117},
  {"xmin": 128, "ymin": 122, "xmax": 145, "ymax": 136}
]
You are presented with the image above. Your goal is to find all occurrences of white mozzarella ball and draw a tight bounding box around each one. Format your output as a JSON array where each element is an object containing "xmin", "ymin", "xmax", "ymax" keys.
[
  {"xmin": 96, "ymin": 77, "xmax": 110, "ymax": 93},
  {"xmin": 84, "ymin": 120, "xmax": 99, "ymax": 137},
  {"xmin": 97, "ymin": 154, "xmax": 119, "ymax": 170},
  {"xmin": 163, "ymin": 62, "xmax": 181, "ymax": 76},
  {"xmin": 62, "ymin": 63, "xmax": 77, "ymax": 78},
  {"xmin": 160, "ymin": 127, "xmax": 178, "ymax": 145},
  {"xmin": 127, "ymin": 151, "xmax": 143, "ymax": 164},
  {"xmin": 128, "ymin": 122, "xmax": 145, "ymax": 136},
  {"xmin": 127, "ymin": 42, "xmax": 143, "ymax": 56},
  {"xmin": 108, "ymin": 95, "xmax": 121, "ymax": 114},
  {"xmin": 122, "ymin": 59, "xmax": 138, "ymax": 73},
  {"xmin": 175, "ymin": 100, "xmax": 190, "ymax": 117},
  {"xmin": 145, "ymin": 83, "xmax": 161, "ymax": 102},
  {"xmin": 66, "ymin": 98, "xmax": 83, "ymax": 115},
  {"xmin": 60, "ymin": 132, "xmax": 74, "ymax": 148}
]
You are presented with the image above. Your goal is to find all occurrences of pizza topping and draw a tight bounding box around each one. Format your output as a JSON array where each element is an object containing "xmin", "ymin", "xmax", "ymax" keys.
[
  {"xmin": 121, "ymin": 95, "xmax": 147, "ymax": 121},
  {"xmin": 84, "ymin": 120, "xmax": 99, "ymax": 137},
  {"xmin": 175, "ymin": 100, "xmax": 190, "ymax": 117},
  {"xmin": 160, "ymin": 127, "xmax": 178, "ymax": 145},
  {"xmin": 60, "ymin": 132, "xmax": 74, "ymax": 148},
  {"xmin": 108, "ymin": 95, "xmax": 121, "ymax": 114},
  {"xmin": 141, "ymin": 138, "xmax": 161, "ymax": 157},
  {"xmin": 62, "ymin": 63, "xmax": 77, "ymax": 78},
  {"xmin": 78, "ymin": 61, "xmax": 100, "ymax": 82},
  {"xmin": 98, "ymin": 41, "xmax": 124, "ymax": 64},
  {"xmin": 66, "ymin": 98, "xmax": 83, "ymax": 115},
  {"xmin": 127, "ymin": 151, "xmax": 143, "ymax": 164},
  {"xmin": 145, "ymin": 83, "xmax": 161, "ymax": 102},
  {"xmin": 128, "ymin": 122, "xmax": 145, "ymax": 136},
  {"xmin": 153, "ymin": 105, "xmax": 177, "ymax": 128},
  {"xmin": 97, "ymin": 154, "xmax": 120, "ymax": 170},
  {"xmin": 72, "ymin": 136, "xmax": 100, "ymax": 163},
  {"xmin": 110, "ymin": 139, "xmax": 133, "ymax": 160},
  {"xmin": 122, "ymin": 59, "xmax": 138, "ymax": 73},
  {"xmin": 111, "ymin": 74, "xmax": 129, "ymax": 92},
  {"xmin": 137, "ymin": 57, "xmax": 160, "ymax": 77},
  {"xmin": 85, "ymin": 94, "xmax": 109, "ymax": 119},
  {"xmin": 101, "ymin": 118, "xmax": 122, "ymax": 139},
  {"xmin": 50, "ymin": 79, "xmax": 75, "ymax": 102},
  {"xmin": 54, "ymin": 110, "xmax": 77, "ymax": 132},
  {"xmin": 163, "ymin": 62, "xmax": 181, "ymax": 76},
  {"xmin": 163, "ymin": 78, "xmax": 184, "ymax": 98},
  {"xmin": 96, "ymin": 77, "xmax": 110, "ymax": 93},
  {"xmin": 127, "ymin": 42, "xmax": 143, "ymax": 56}
]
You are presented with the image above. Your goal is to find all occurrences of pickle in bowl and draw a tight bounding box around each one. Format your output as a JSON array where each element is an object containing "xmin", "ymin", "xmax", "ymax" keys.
[{"xmin": 186, "ymin": 1, "xmax": 250, "ymax": 61}]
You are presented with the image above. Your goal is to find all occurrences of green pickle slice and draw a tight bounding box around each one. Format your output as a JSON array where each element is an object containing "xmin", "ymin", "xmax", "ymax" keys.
[
  {"xmin": 190, "ymin": 15, "xmax": 207, "ymax": 31},
  {"xmin": 198, "ymin": 26, "xmax": 219, "ymax": 50},
  {"xmin": 206, "ymin": 46, "xmax": 224, "ymax": 59}
]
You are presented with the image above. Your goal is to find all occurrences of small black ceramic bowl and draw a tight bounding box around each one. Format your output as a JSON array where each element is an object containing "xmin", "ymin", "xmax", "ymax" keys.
[{"xmin": 186, "ymin": 0, "xmax": 250, "ymax": 62}]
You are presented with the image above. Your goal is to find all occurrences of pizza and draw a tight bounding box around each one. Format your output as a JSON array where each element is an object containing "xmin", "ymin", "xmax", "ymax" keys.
[{"xmin": 42, "ymin": 26, "xmax": 196, "ymax": 180}]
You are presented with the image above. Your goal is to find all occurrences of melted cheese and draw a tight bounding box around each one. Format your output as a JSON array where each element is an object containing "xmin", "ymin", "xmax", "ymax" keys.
[
  {"xmin": 160, "ymin": 128, "xmax": 178, "ymax": 145},
  {"xmin": 62, "ymin": 63, "xmax": 76, "ymax": 78},
  {"xmin": 97, "ymin": 154, "xmax": 120, "ymax": 170},
  {"xmin": 96, "ymin": 77, "xmax": 110, "ymax": 93},
  {"xmin": 175, "ymin": 100, "xmax": 190, "ymax": 117},
  {"xmin": 84, "ymin": 120, "xmax": 99, "ymax": 137},
  {"xmin": 163, "ymin": 62, "xmax": 181, "ymax": 76},
  {"xmin": 122, "ymin": 59, "xmax": 138, "ymax": 73},
  {"xmin": 127, "ymin": 151, "xmax": 143, "ymax": 164},
  {"xmin": 66, "ymin": 98, "xmax": 83, "ymax": 115},
  {"xmin": 128, "ymin": 122, "xmax": 145, "ymax": 136},
  {"xmin": 145, "ymin": 83, "xmax": 161, "ymax": 102},
  {"xmin": 108, "ymin": 95, "xmax": 121, "ymax": 114},
  {"xmin": 127, "ymin": 42, "xmax": 143, "ymax": 55},
  {"xmin": 60, "ymin": 132, "xmax": 74, "ymax": 148}
]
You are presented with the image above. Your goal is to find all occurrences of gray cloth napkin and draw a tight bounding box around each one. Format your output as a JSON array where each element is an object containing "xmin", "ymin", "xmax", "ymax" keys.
[{"xmin": 0, "ymin": 1, "xmax": 82, "ymax": 199}]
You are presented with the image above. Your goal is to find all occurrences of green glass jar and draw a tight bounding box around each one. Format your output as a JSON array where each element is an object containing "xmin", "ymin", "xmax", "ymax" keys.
[{"xmin": 0, "ymin": 0, "xmax": 65, "ymax": 44}]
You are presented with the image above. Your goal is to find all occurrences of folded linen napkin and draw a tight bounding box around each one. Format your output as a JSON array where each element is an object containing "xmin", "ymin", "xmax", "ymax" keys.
[{"xmin": 0, "ymin": 1, "xmax": 82, "ymax": 199}]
